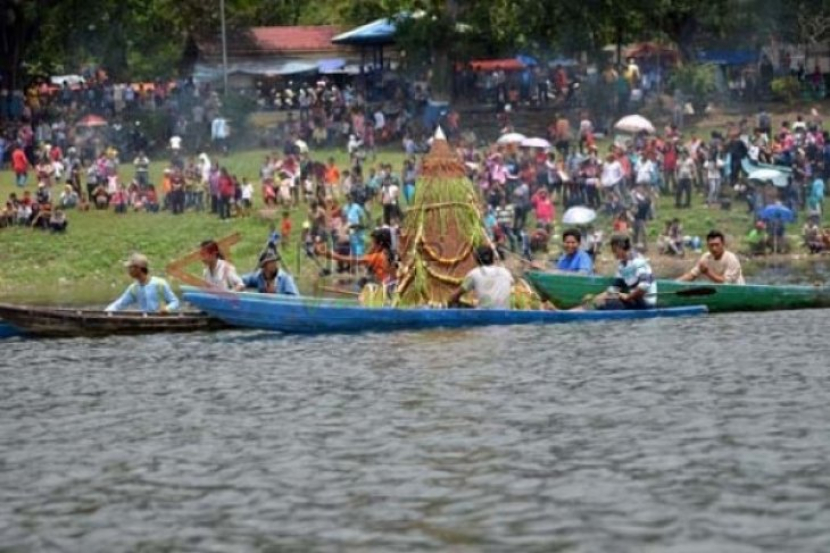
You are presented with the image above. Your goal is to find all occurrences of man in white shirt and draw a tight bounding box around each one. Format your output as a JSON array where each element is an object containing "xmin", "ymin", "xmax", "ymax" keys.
[
  {"xmin": 448, "ymin": 246, "xmax": 514, "ymax": 309},
  {"xmin": 211, "ymin": 117, "xmax": 229, "ymax": 154},
  {"xmin": 381, "ymin": 178, "xmax": 400, "ymax": 225},
  {"xmin": 601, "ymin": 154, "xmax": 624, "ymax": 196},
  {"xmin": 374, "ymin": 109, "xmax": 385, "ymax": 131},
  {"xmin": 240, "ymin": 177, "xmax": 254, "ymax": 208},
  {"xmin": 635, "ymin": 155, "xmax": 656, "ymax": 187}
]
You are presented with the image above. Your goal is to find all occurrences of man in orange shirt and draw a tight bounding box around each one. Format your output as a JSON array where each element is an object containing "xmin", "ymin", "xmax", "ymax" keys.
[
  {"xmin": 324, "ymin": 157, "xmax": 340, "ymax": 198},
  {"xmin": 12, "ymin": 144, "xmax": 29, "ymax": 187}
]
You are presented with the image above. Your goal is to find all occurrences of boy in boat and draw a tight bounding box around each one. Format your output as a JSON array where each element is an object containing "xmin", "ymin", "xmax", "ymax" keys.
[
  {"xmin": 240, "ymin": 251, "xmax": 299, "ymax": 295},
  {"xmin": 448, "ymin": 245, "xmax": 514, "ymax": 309},
  {"xmin": 555, "ymin": 228, "xmax": 594, "ymax": 274},
  {"xmin": 590, "ymin": 235, "xmax": 656, "ymax": 310},
  {"xmin": 678, "ymin": 229, "xmax": 745, "ymax": 284},
  {"xmin": 200, "ymin": 240, "xmax": 244, "ymax": 291},
  {"xmin": 106, "ymin": 253, "xmax": 181, "ymax": 313}
]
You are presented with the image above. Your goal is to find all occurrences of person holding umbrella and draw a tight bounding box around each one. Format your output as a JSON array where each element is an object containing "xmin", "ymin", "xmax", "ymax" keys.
[{"xmin": 758, "ymin": 201, "xmax": 795, "ymax": 253}]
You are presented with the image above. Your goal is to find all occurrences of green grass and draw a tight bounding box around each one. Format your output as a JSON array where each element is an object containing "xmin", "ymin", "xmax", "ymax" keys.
[
  {"xmin": 0, "ymin": 148, "xmax": 405, "ymax": 304},
  {"xmin": 0, "ymin": 145, "xmax": 826, "ymax": 305}
]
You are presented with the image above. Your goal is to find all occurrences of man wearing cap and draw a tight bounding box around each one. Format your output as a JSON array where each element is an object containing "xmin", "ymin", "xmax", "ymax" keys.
[
  {"xmin": 106, "ymin": 254, "xmax": 181, "ymax": 313},
  {"xmin": 240, "ymin": 251, "xmax": 299, "ymax": 295}
]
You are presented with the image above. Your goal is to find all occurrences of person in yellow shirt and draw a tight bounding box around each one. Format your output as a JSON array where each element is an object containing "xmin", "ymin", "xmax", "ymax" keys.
[
  {"xmin": 678, "ymin": 230, "xmax": 745, "ymax": 284},
  {"xmin": 624, "ymin": 58, "xmax": 641, "ymax": 88}
]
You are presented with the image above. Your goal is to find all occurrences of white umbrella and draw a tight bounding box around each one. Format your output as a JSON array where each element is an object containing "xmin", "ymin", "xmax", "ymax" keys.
[
  {"xmin": 294, "ymin": 139, "xmax": 309, "ymax": 154},
  {"xmin": 521, "ymin": 137, "xmax": 551, "ymax": 149},
  {"xmin": 497, "ymin": 132, "xmax": 527, "ymax": 145},
  {"xmin": 562, "ymin": 206, "xmax": 597, "ymax": 225},
  {"xmin": 614, "ymin": 114, "xmax": 655, "ymax": 134},
  {"xmin": 748, "ymin": 168, "xmax": 788, "ymax": 188}
]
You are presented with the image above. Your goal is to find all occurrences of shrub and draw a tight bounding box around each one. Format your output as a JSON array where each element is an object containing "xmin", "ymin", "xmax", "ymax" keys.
[
  {"xmin": 670, "ymin": 63, "xmax": 717, "ymax": 111},
  {"xmin": 770, "ymin": 76, "xmax": 801, "ymax": 103}
]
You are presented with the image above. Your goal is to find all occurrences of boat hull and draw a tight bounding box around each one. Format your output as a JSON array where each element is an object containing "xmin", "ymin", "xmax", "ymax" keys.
[
  {"xmin": 525, "ymin": 271, "xmax": 830, "ymax": 313},
  {"xmin": 0, "ymin": 320, "xmax": 24, "ymax": 339},
  {"xmin": 182, "ymin": 290, "xmax": 707, "ymax": 334},
  {"xmin": 0, "ymin": 304, "xmax": 227, "ymax": 338}
]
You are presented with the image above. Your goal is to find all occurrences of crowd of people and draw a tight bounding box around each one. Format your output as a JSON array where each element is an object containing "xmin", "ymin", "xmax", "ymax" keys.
[{"xmin": 2, "ymin": 58, "xmax": 829, "ymax": 311}]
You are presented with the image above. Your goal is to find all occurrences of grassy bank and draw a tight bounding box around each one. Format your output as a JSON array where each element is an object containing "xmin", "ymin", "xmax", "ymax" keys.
[
  {"xmin": 0, "ymin": 148, "xmax": 403, "ymax": 304},
  {"xmin": 1, "ymin": 146, "xmax": 828, "ymax": 305}
]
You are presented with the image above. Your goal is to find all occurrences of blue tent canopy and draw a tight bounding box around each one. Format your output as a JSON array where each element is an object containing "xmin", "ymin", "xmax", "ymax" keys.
[
  {"xmin": 332, "ymin": 17, "xmax": 398, "ymax": 46},
  {"xmin": 516, "ymin": 54, "xmax": 538, "ymax": 67},
  {"xmin": 697, "ymin": 50, "xmax": 757, "ymax": 66},
  {"xmin": 318, "ymin": 59, "xmax": 346, "ymax": 73}
]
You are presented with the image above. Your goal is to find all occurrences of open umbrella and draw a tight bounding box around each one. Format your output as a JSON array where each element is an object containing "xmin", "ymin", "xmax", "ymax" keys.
[
  {"xmin": 497, "ymin": 132, "xmax": 527, "ymax": 145},
  {"xmin": 521, "ymin": 137, "xmax": 551, "ymax": 149},
  {"xmin": 614, "ymin": 114, "xmax": 655, "ymax": 134},
  {"xmin": 562, "ymin": 206, "xmax": 597, "ymax": 225},
  {"xmin": 748, "ymin": 168, "xmax": 789, "ymax": 188},
  {"xmin": 759, "ymin": 203, "xmax": 795, "ymax": 223},
  {"xmin": 759, "ymin": 203, "xmax": 794, "ymax": 254},
  {"xmin": 76, "ymin": 114, "xmax": 108, "ymax": 128}
]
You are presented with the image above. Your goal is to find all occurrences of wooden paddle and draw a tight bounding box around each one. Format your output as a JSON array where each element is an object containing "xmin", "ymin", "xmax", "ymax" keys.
[{"xmin": 319, "ymin": 285, "xmax": 360, "ymax": 297}]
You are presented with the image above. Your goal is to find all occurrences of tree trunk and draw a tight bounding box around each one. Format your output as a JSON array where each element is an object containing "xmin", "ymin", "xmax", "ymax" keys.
[
  {"xmin": 429, "ymin": 0, "xmax": 458, "ymax": 102},
  {"xmin": 431, "ymin": 46, "xmax": 451, "ymax": 101},
  {"xmin": 615, "ymin": 22, "xmax": 623, "ymax": 66}
]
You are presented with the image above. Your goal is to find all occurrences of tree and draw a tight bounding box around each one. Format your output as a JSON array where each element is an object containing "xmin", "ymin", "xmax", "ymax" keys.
[{"xmin": 0, "ymin": 0, "xmax": 55, "ymax": 87}]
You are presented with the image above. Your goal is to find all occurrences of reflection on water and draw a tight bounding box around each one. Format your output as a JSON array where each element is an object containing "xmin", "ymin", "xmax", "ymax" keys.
[{"xmin": 2, "ymin": 312, "xmax": 830, "ymax": 551}]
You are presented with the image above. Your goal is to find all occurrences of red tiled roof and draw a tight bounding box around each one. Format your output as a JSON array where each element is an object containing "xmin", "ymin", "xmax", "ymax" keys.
[{"xmin": 250, "ymin": 26, "xmax": 344, "ymax": 53}]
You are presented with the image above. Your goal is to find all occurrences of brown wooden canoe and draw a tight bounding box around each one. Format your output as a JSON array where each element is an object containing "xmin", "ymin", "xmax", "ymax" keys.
[{"xmin": 0, "ymin": 303, "xmax": 227, "ymax": 338}]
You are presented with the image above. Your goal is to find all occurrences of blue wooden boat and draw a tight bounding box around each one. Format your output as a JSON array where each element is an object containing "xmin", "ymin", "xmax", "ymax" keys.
[{"xmin": 182, "ymin": 287, "xmax": 707, "ymax": 334}]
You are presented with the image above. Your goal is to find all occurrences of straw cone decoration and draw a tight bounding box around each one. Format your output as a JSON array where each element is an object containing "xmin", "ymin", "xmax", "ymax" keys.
[{"xmin": 394, "ymin": 128, "xmax": 490, "ymax": 306}]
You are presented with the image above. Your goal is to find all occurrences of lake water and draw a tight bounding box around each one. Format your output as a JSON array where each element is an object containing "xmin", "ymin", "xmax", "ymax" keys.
[{"xmin": 2, "ymin": 311, "xmax": 830, "ymax": 552}]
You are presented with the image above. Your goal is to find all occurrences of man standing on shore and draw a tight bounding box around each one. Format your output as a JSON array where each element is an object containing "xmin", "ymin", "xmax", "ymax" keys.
[{"xmin": 678, "ymin": 230, "xmax": 745, "ymax": 284}]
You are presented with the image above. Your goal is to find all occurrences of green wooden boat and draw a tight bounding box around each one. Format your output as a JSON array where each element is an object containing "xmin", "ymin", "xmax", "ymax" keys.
[{"xmin": 525, "ymin": 271, "xmax": 830, "ymax": 313}]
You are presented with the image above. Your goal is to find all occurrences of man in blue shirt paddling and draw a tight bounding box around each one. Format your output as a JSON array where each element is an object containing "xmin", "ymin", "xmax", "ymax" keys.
[
  {"xmin": 555, "ymin": 228, "xmax": 594, "ymax": 274},
  {"xmin": 106, "ymin": 253, "xmax": 181, "ymax": 313}
]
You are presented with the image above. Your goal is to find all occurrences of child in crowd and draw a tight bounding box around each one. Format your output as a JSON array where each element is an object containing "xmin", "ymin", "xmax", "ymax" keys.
[{"xmin": 280, "ymin": 210, "xmax": 292, "ymax": 250}]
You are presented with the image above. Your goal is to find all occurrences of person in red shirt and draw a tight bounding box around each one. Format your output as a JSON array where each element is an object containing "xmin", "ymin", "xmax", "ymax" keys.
[
  {"xmin": 50, "ymin": 145, "xmax": 63, "ymax": 162},
  {"xmin": 144, "ymin": 185, "xmax": 160, "ymax": 213},
  {"xmin": 217, "ymin": 168, "xmax": 234, "ymax": 220},
  {"xmin": 169, "ymin": 169, "xmax": 186, "ymax": 215},
  {"xmin": 280, "ymin": 210, "xmax": 292, "ymax": 250},
  {"xmin": 12, "ymin": 145, "xmax": 29, "ymax": 187}
]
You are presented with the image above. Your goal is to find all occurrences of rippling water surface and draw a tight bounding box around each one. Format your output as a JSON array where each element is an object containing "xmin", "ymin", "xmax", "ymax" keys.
[{"xmin": 2, "ymin": 311, "xmax": 830, "ymax": 552}]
